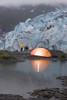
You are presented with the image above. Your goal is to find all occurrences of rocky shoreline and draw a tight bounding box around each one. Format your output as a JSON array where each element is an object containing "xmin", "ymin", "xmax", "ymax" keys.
[
  {"xmin": 0, "ymin": 94, "xmax": 26, "ymax": 100},
  {"xmin": 0, "ymin": 87, "xmax": 67, "ymax": 100},
  {"xmin": 57, "ymin": 76, "xmax": 67, "ymax": 87},
  {"xmin": 30, "ymin": 88, "xmax": 67, "ymax": 100},
  {"xmin": 29, "ymin": 76, "xmax": 67, "ymax": 100},
  {"xmin": 0, "ymin": 50, "xmax": 67, "ymax": 63}
]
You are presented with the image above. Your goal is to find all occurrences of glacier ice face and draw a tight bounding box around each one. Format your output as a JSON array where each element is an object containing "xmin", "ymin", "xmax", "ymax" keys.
[{"xmin": 1, "ymin": 8, "xmax": 67, "ymax": 52}]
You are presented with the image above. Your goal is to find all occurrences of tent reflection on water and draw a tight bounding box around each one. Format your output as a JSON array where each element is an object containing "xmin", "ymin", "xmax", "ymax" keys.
[{"xmin": 31, "ymin": 60, "xmax": 51, "ymax": 72}]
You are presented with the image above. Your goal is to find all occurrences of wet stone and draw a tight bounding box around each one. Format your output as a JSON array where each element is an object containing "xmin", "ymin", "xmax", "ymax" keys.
[
  {"xmin": 30, "ymin": 88, "xmax": 67, "ymax": 99},
  {"xmin": 56, "ymin": 76, "xmax": 67, "ymax": 87},
  {"xmin": 0, "ymin": 94, "xmax": 26, "ymax": 100}
]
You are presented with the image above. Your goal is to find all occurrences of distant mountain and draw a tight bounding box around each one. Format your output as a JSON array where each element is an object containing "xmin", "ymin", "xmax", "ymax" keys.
[
  {"xmin": 0, "ymin": 26, "xmax": 5, "ymax": 36},
  {"xmin": 0, "ymin": 4, "xmax": 66, "ymax": 32},
  {"xmin": 0, "ymin": 8, "xmax": 67, "ymax": 53}
]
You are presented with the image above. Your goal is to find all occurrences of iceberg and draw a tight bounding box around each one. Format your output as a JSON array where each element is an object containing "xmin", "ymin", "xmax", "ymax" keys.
[{"xmin": 1, "ymin": 8, "xmax": 67, "ymax": 53}]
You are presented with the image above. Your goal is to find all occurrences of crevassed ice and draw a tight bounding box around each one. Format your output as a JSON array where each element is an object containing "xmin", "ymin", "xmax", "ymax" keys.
[{"xmin": 0, "ymin": 8, "xmax": 67, "ymax": 52}]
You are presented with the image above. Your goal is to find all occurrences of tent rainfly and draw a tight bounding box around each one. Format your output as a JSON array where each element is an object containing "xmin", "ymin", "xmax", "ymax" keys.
[{"xmin": 30, "ymin": 48, "xmax": 51, "ymax": 57}]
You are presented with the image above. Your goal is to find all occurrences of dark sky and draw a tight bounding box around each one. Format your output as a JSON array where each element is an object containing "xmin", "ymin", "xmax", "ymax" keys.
[{"xmin": 0, "ymin": 0, "xmax": 67, "ymax": 7}]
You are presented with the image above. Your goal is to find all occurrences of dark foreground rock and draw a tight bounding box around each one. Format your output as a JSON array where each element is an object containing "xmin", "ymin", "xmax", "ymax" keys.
[
  {"xmin": 0, "ymin": 88, "xmax": 67, "ymax": 100},
  {"xmin": 57, "ymin": 76, "xmax": 67, "ymax": 87},
  {"xmin": 29, "ymin": 76, "xmax": 67, "ymax": 99},
  {"xmin": 30, "ymin": 88, "xmax": 67, "ymax": 100},
  {"xmin": 0, "ymin": 94, "xmax": 26, "ymax": 100}
]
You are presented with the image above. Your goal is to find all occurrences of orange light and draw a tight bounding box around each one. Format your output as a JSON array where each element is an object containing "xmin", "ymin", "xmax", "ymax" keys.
[
  {"xmin": 30, "ymin": 48, "xmax": 51, "ymax": 57},
  {"xmin": 31, "ymin": 60, "xmax": 51, "ymax": 72}
]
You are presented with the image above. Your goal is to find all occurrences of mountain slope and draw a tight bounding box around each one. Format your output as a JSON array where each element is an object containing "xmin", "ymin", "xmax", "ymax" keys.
[
  {"xmin": 0, "ymin": 8, "xmax": 67, "ymax": 53},
  {"xmin": 0, "ymin": 4, "xmax": 66, "ymax": 32}
]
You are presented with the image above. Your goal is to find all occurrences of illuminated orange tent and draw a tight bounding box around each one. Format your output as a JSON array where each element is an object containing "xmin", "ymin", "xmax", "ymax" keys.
[{"xmin": 30, "ymin": 48, "xmax": 51, "ymax": 57}]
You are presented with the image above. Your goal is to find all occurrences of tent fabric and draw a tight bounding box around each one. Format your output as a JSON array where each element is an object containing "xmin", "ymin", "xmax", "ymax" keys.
[{"xmin": 30, "ymin": 48, "xmax": 51, "ymax": 57}]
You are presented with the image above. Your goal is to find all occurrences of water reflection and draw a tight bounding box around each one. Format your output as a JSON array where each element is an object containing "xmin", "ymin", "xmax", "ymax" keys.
[{"xmin": 31, "ymin": 60, "xmax": 51, "ymax": 72}]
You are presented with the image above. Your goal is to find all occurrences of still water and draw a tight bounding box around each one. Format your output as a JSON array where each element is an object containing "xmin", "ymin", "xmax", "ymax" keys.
[{"xmin": 0, "ymin": 60, "xmax": 67, "ymax": 98}]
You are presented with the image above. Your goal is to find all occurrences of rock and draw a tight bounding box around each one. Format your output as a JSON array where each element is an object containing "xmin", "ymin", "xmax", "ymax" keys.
[
  {"xmin": 56, "ymin": 76, "xmax": 67, "ymax": 87},
  {"xmin": 0, "ymin": 94, "xmax": 26, "ymax": 100},
  {"xmin": 30, "ymin": 88, "xmax": 67, "ymax": 99},
  {"xmin": 50, "ymin": 97, "xmax": 59, "ymax": 100}
]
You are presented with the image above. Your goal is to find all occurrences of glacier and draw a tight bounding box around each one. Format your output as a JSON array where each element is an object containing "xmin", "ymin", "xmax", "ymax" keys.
[{"xmin": 0, "ymin": 8, "xmax": 67, "ymax": 52}]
